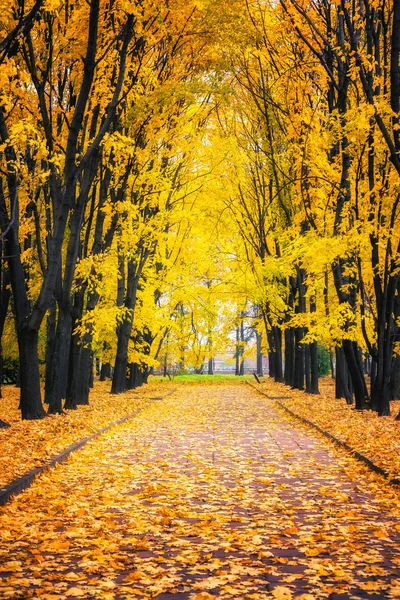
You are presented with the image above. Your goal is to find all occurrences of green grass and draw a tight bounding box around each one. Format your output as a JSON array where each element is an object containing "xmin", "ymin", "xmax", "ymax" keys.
[{"xmin": 150, "ymin": 373, "xmax": 254, "ymax": 383}]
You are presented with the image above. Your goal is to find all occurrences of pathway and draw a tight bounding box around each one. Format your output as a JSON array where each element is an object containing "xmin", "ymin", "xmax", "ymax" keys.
[{"xmin": 0, "ymin": 383, "xmax": 399, "ymax": 599}]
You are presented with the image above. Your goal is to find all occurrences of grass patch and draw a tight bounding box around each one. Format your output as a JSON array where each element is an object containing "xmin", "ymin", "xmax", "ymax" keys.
[{"xmin": 150, "ymin": 373, "xmax": 253, "ymax": 383}]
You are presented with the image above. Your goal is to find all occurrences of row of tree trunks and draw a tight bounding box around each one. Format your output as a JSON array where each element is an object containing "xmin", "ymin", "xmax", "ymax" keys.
[{"xmin": 0, "ymin": 240, "xmax": 10, "ymax": 400}]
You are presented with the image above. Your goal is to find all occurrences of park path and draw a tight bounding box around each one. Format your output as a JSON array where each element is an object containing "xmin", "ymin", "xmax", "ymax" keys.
[{"xmin": 0, "ymin": 382, "xmax": 400, "ymax": 599}]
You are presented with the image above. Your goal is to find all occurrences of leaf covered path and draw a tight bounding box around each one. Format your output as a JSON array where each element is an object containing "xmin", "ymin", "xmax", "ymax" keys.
[{"xmin": 1, "ymin": 383, "xmax": 400, "ymax": 599}]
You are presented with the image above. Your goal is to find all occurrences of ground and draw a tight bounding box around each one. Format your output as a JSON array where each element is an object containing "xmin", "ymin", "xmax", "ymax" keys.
[{"xmin": 0, "ymin": 382, "xmax": 400, "ymax": 599}]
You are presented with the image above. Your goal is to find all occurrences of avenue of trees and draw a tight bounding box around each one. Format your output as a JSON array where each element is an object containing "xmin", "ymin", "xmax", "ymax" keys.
[{"xmin": 0, "ymin": 0, "xmax": 400, "ymax": 420}]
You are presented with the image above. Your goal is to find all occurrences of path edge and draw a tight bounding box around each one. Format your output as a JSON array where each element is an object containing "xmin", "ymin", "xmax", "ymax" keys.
[
  {"xmin": 247, "ymin": 380, "xmax": 400, "ymax": 487},
  {"xmin": 0, "ymin": 385, "xmax": 181, "ymax": 507}
]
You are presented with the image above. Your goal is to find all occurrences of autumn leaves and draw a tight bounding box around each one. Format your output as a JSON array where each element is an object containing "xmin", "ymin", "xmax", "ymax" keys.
[
  {"xmin": 1, "ymin": 0, "xmax": 400, "ymax": 423},
  {"xmin": 1, "ymin": 383, "xmax": 400, "ymax": 598}
]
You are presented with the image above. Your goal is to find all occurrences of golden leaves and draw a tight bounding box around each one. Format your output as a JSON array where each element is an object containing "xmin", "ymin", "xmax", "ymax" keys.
[
  {"xmin": 0, "ymin": 380, "xmax": 175, "ymax": 489},
  {"xmin": 272, "ymin": 586, "xmax": 293, "ymax": 599},
  {"xmin": 1, "ymin": 382, "xmax": 400, "ymax": 600},
  {"xmin": 65, "ymin": 587, "xmax": 86, "ymax": 597},
  {"xmin": 261, "ymin": 377, "xmax": 400, "ymax": 480}
]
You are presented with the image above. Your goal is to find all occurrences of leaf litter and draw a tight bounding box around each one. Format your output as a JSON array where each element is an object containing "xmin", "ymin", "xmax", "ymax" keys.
[
  {"xmin": 256, "ymin": 378, "xmax": 400, "ymax": 479},
  {"xmin": 0, "ymin": 380, "xmax": 176, "ymax": 489},
  {"xmin": 0, "ymin": 382, "xmax": 400, "ymax": 599}
]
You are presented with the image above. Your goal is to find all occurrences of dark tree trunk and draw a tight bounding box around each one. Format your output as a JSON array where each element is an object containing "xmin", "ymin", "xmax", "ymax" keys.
[
  {"xmin": 77, "ymin": 347, "xmax": 93, "ymax": 403},
  {"xmin": 371, "ymin": 344, "xmax": 392, "ymax": 416},
  {"xmin": 89, "ymin": 359, "xmax": 94, "ymax": 388},
  {"xmin": 307, "ymin": 297, "xmax": 319, "ymax": 394},
  {"xmin": 112, "ymin": 317, "xmax": 132, "ymax": 393},
  {"xmin": 239, "ymin": 320, "xmax": 245, "ymax": 375},
  {"xmin": 390, "ymin": 355, "xmax": 400, "ymax": 400},
  {"xmin": 267, "ymin": 331, "xmax": 275, "ymax": 378},
  {"xmin": 369, "ymin": 277, "xmax": 399, "ymax": 416},
  {"xmin": 208, "ymin": 357, "xmax": 213, "ymax": 375},
  {"xmin": 284, "ymin": 327, "xmax": 295, "ymax": 386},
  {"xmin": 47, "ymin": 303, "xmax": 72, "ymax": 414},
  {"xmin": 305, "ymin": 344, "xmax": 311, "ymax": 392},
  {"xmin": 272, "ymin": 326, "xmax": 283, "ymax": 382},
  {"xmin": 293, "ymin": 326, "xmax": 305, "ymax": 390},
  {"xmin": 18, "ymin": 327, "xmax": 45, "ymax": 419},
  {"xmin": 100, "ymin": 362, "xmax": 111, "ymax": 381},
  {"xmin": 127, "ymin": 363, "xmax": 137, "ymax": 389},
  {"xmin": 44, "ymin": 297, "xmax": 57, "ymax": 405},
  {"xmin": 112, "ymin": 256, "xmax": 145, "ymax": 394},
  {"xmin": 308, "ymin": 341, "xmax": 319, "ymax": 394},
  {"xmin": 292, "ymin": 268, "xmax": 306, "ymax": 390},
  {"xmin": 0, "ymin": 258, "xmax": 10, "ymax": 400},
  {"xmin": 64, "ymin": 290, "xmax": 83, "ymax": 409},
  {"xmin": 342, "ymin": 340, "xmax": 369, "ymax": 410},
  {"xmin": 65, "ymin": 284, "xmax": 94, "ymax": 408},
  {"xmin": 127, "ymin": 363, "xmax": 145, "ymax": 389},
  {"xmin": 163, "ymin": 355, "xmax": 168, "ymax": 377},
  {"xmin": 335, "ymin": 346, "xmax": 351, "ymax": 402},
  {"xmin": 370, "ymin": 356, "xmax": 377, "ymax": 395},
  {"xmin": 256, "ymin": 331, "xmax": 263, "ymax": 377},
  {"xmin": 235, "ymin": 326, "xmax": 240, "ymax": 376},
  {"xmin": 67, "ymin": 345, "xmax": 93, "ymax": 408}
]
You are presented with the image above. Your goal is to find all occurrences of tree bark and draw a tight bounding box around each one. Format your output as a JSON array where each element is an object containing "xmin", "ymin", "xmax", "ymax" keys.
[
  {"xmin": 335, "ymin": 345, "xmax": 352, "ymax": 403},
  {"xmin": 308, "ymin": 341, "xmax": 320, "ymax": 394},
  {"xmin": 284, "ymin": 327, "xmax": 295, "ymax": 387},
  {"xmin": 390, "ymin": 355, "xmax": 400, "ymax": 400},
  {"xmin": 256, "ymin": 330, "xmax": 263, "ymax": 377},
  {"xmin": 208, "ymin": 357, "xmax": 214, "ymax": 375},
  {"xmin": 293, "ymin": 325, "xmax": 305, "ymax": 390},
  {"xmin": 112, "ymin": 252, "xmax": 146, "ymax": 393}
]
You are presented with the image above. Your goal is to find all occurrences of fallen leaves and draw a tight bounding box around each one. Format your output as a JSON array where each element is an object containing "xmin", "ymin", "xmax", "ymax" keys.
[
  {"xmin": 257, "ymin": 377, "xmax": 400, "ymax": 479},
  {"xmin": 0, "ymin": 379, "xmax": 176, "ymax": 489},
  {"xmin": 0, "ymin": 382, "xmax": 399, "ymax": 599}
]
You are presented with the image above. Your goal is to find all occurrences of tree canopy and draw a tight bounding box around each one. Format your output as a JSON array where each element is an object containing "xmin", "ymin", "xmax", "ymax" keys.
[{"xmin": 1, "ymin": 0, "xmax": 400, "ymax": 420}]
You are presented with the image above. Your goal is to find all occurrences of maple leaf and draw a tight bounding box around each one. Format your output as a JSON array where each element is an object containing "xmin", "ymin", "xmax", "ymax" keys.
[{"xmin": 272, "ymin": 586, "xmax": 293, "ymax": 599}]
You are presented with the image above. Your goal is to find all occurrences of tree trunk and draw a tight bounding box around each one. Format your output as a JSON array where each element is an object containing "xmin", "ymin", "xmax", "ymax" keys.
[
  {"xmin": 112, "ymin": 318, "xmax": 132, "ymax": 393},
  {"xmin": 272, "ymin": 326, "xmax": 283, "ymax": 382},
  {"xmin": 336, "ymin": 345, "xmax": 350, "ymax": 402},
  {"xmin": 127, "ymin": 362, "xmax": 138, "ymax": 389},
  {"xmin": 256, "ymin": 331, "xmax": 263, "ymax": 377},
  {"xmin": 208, "ymin": 357, "xmax": 213, "ymax": 375},
  {"xmin": 235, "ymin": 326, "xmax": 240, "ymax": 375},
  {"xmin": 239, "ymin": 320, "xmax": 245, "ymax": 375},
  {"xmin": 89, "ymin": 359, "xmax": 94, "ymax": 388},
  {"xmin": 0, "ymin": 260, "xmax": 10, "ymax": 400},
  {"xmin": 267, "ymin": 331, "xmax": 275, "ymax": 378},
  {"xmin": 284, "ymin": 327, "xmax": 295, "ymax": 387},
  {"xmin": 18, "ymin": 327, "xmax": 46, "ymax": 419},
  {"xmin": 390, "ymin": 355, "xmax": 400, "ymax": 400},
  {"xmin": 370, "ymin": 342, "xmax": 392, "ymax": 416},
  {"xmin": 111, "ymin": 257, "xmax": 143, "ymax": 394},
  {"xmin": 342, "ymin": 340, "xmax": 369, "ymax": 410},
  {"xmin": 305, "ymin": 344, "xmax": 311, "ymax": 392},
  {"xmin": 100, "ymin": 362, "xmax": 111, "ymax": 380},
  {"xmin": 44, "ymin": 298, "xmax": 57, "ymax": 405},
  {"xmin": 308, "ymin": 341, "xmax": 319, "ymax": 394},
  {"xmin": 293, "ymin": 326, "xmax": 305, "ymax": 390},
  {"xmin": 47, "ymin": 302, "xmax": 72, "ymax": 414},
  {"xmin": 306, "ymin": 297, "xmax": 319, "ymax": 394}
]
